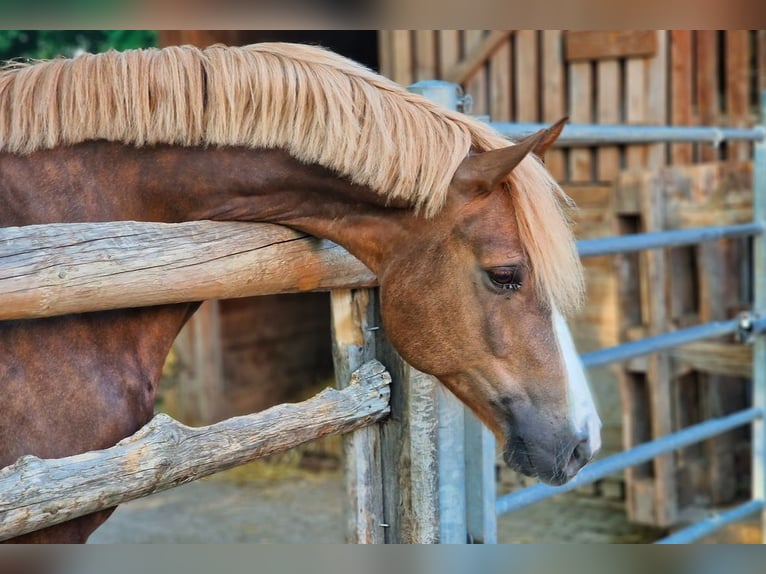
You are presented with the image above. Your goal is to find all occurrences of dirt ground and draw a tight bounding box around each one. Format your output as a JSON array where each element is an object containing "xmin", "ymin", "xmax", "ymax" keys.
[{"xmin": 89, "ymin": 464, "xmax": 666, "ymax": 544}]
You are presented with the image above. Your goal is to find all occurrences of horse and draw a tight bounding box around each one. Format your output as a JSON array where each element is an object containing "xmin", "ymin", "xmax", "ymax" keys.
[{"xmin": 0, "ymin": 43, "xmax": 601, "ymax": 543}]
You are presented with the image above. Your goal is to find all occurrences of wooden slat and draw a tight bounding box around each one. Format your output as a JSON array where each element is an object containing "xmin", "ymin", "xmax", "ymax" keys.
[
  {"xmin": 489, "ymin": 37, "xmax": 512, "ymax": 121},
  {"xmin": 646, "ymin": 31, "xmax": 668, "ymax": 169},
  {"xmin": 642, "ymin": 172, "xmax": 677, "ymax": 527},
  {"xmin": 377, "ymin": 31, "xmax": 393, "ymax": 78},
  {"xmin": 726, "ymin": 30, "xmax": 751, "ymax": 161},
  {"xmin": 625, "ymin": 57, "xmax": 648, "ymax": 168},
  {"xmin": 671, "ymin": 342, "xmax": 752, "ymax": 379},
  {"xmin": 390, "ymin": 30, "xmax": 413, "ymax": 86},
  {"xmin": 541, "ymin": 30, "xmax": 566, "ymax": 181},
  {"xmin": 514, "ymin": 30, "xmax": 539, "ymax": 122},
  {"xmin": 172, "ymin": 303, "xmax": 225, "ymax": 426},
  {"xmin": 415, "ymin": 30, "xmax": 437, "ymax": 81},
  {"xmin": 444, "ymin": 30, "xmax": 511, "ymax": 86},
  {"xmin": 330, "ymin": 289, "xmax": 385, "ymax": 544},
  {"xmin": 464, "ymin": 30, "xmax": 489, "ymax": 115},
  {"xmin": 569, "ymin": 60, "xmax": 592, "ymax": 182},
  {"xmin": 696, "ymin": 30, "xmax": 720, "ymax": 162},
  {"xmin": 566, "ymin": 31, "xmax": 657, "ymax": 62},
  {"xmin": 438, "ymin": 30, "xmax": 460, "ymax": 79},
  {"xmin": 376, "ymin": 335, "xmax": 439, "ymax": 543},
  {"xmin": 759, "ymin": 30, "xmax": 766, "ymax": 93},
  {"xmin": 670, "ymin": 30, "xmax": 694, "ymax": 165},
  {"xmin": 597, "ymin": 59, "xmax": 621, "ymax": 181}
]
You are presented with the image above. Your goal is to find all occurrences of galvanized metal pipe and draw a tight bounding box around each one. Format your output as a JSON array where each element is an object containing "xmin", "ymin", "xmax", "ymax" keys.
[
  {"xmin": 577, "ymin": 223, "xmax": 764, "ymax": 258},
  {"xmin": 495, "ymin": 407, "xmax": 762, "ymax": 516},
  {"xmin": 752, "ymin": 89, "xmax": 766, "ymax": 543},
  {"xmin": 580, "ymin": 317, "xmax": 766, "ymax": 369},
  {"xmin": 655, "ymin": 499, "xmax": 765, "ymax": 544},
  {"xmin": 491, "ymin": 122, "xmax": 766, "ymax": 146}
]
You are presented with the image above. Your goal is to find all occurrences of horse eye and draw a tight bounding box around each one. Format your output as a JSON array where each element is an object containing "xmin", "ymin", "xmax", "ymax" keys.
[{"xmin": 486, "ymin": 266, "xmax": 523, "ymax": 291}]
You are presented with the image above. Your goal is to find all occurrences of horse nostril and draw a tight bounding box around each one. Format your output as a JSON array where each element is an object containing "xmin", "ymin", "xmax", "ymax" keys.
[{"xmin": 566, "ymin": 438, "xmax": 592, "ymax": 477}]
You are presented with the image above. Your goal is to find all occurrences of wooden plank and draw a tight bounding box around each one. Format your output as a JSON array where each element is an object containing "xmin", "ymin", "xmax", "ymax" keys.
[
  {"xmin": 566, "ymin": 31, "xmax": 657, "ymax": 61},
  {"xmin": 642, "ymin": 170, "xmax": 677, "ymax": 527},
  {"xmin": 670, "ymin": 30, "xmax": 693, "ymax": 165},
  {"xmin": 597, "ymin": 59, "xmax": 621, "ymax": 181},
  {"xmin": 438, "ymin": 30, "xmax": 460, "ymax": 79},
  {"xmin": 726, "ymin": 30, "xmax": 751, "ymax": 161},
  {"xmin": 541, "ymin": 30, "xmax": 566, "ymax": 181},
  {"xmin": 376, "ymin": 334, "xmax": 440, "ymax": 543},
  {"xmin": 646, "ymin": 31, "xmax": 668, "ymax": 169},
  {"xmin": 625, "ymin": 56, "xmax": 648, "ymax": 168},
  {"xmin": 415, "ymin": 30, "xmax": 437, "ymax": 81},
  {"xmin": 189, "ymin": 300, "xmax": 224, "ymax": 425},
  {"xmin": 0, "ymin": 221, "xmax": 376, "ymax": 321},
  {"xmin": 390, "ymin": 30, "xmax": 413, "ymax": 86},
  {"xmin": 0, "ymin": 360, "xmax": 391, "ymax": 541},
  {"xmin": 696, "ymin": 30, "xmax": 720, "ymax": 162},
  {"xmin": 759, "ymin": 30, "xmax": 766, "ymax": 93},
  {"xmin": 330, "ymin": 289, "xmax": 385, "ymax": 543},
  {"xmin": 569, "ymin": 60, "xmax": 593, "ymax": 182},
  {"xmin": 377, "ymin": 31, "xmax": 393, "ymax": 77},
  {"xmin": 464, "ymin": 30, "xmax": 489, "ymax": 115},
  {"xmin": 464, "ymin": 413, "xmax": 497, "ymax": 543},
  {"xmin": 671, "ymin": 342, "xmax": 752, "ymax": 380},
  {"xmin": 489, "ymin": 37, "xmax": 512, "ymax": 121},
  {"xmin": 444, "ymin": 30, "xmax": 511, "ymax": 86},
  {"xmin": 515, "ymin": 30, "xmax": 539, "ymax": 122}
]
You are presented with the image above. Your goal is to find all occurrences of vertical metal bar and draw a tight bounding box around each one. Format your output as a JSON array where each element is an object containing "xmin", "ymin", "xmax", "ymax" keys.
[
  {"xmin": 752, "ymin": 90, "xmax": 766, "ymax": 543},
  {"xmin": 464, "ymin": 412, "xmax": 497, "ymax": 543}
]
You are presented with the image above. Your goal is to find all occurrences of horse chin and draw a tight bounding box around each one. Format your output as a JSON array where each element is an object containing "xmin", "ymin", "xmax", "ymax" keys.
[{"xmin": 502, "ymin": 435, "xmax": 574, "ymax": 487}]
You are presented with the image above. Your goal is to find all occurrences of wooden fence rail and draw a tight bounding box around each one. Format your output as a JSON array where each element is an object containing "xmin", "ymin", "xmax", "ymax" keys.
[
  {"xmin": 0, "ymin": 220, "xmax": 375, "ymax": 320},
  {"xmin": 0, "ymin": 360, "xmax": 390, "ymax": 541}
]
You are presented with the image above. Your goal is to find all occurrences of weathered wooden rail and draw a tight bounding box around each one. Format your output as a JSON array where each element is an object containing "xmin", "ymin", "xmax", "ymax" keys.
[
  {"xmin": 0, "ymin": 360, "xmax": 390, "ymax": 541},
  {"xmin": 0, "ymin": 220, "xmax": 375, "ymax": 320}
]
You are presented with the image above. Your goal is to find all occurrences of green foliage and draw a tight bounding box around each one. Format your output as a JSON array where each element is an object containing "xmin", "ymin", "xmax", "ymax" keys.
[{"xmin": 0, "ymin": 30, "xmax": 157, "ymax": 62}]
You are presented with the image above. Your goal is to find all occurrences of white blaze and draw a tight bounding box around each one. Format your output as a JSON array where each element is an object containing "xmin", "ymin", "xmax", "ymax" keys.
[{"xmin": 552, "ymin": 306, "xmax": 602, "ymax": 455}]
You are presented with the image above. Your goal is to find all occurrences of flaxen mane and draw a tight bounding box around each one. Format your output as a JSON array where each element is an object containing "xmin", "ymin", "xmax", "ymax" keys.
[{"xmin": 0, "ymin": 42, "xmax": 583, "ymax": 312}]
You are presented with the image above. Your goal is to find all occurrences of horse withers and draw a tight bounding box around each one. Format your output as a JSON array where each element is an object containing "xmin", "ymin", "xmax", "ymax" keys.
[{"xmin": 0, "ymin": 43, "xmax": 600, "ymax": 542}]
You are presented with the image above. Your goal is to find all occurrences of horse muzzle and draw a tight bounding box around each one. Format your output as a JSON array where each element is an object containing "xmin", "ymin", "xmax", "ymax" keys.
[{"xmin": 501, "ymin": 406, "xmax": 601, "ymax": 486}]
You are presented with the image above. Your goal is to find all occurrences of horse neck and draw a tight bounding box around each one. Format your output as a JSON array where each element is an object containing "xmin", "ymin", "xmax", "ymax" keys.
[{"xmin": 81, "ymin": 143, "xmax": 415, "ymax": 273}]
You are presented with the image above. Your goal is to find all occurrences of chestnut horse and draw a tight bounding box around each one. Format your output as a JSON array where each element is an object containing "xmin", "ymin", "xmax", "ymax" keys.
[{"xmin": 0, "ymin": 43, "xmax": 600, "ymax": 543}]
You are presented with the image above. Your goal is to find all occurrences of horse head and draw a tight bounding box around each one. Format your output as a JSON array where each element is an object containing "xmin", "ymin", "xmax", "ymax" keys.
[{"xmin": 375, "ymin": 120, "xmax": 601, "ymax": 485}]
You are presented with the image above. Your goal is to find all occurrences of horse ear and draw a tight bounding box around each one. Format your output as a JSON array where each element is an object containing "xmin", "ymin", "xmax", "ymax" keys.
[
  {"xmin": 455, "ymin": 128, "xmax": 548, "ymax": 191},
  {"xmin": 520, "ymin": 116, "xmax": 568, "ymax": 158}
]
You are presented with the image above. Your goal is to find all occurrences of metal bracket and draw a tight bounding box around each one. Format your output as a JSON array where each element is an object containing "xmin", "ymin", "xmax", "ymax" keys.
[{"xmin": 737, "ymin": 311, "xmax": 759, "ymax": 344}]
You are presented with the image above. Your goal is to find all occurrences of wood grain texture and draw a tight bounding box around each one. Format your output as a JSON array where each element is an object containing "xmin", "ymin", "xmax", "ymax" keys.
[
  {"xmin": 330, "ymin": 289, "xmax": 385, "ymax": 543},
  {"xmin": 514, "ymin": 30, "xmax": 538, "ymax": 122},
  {"xmin": 415, "ymin": 30, "xmax": 437, "ymax": 81},
  {"xmin": 726, "ymin": 30, "xmax": 751, "ymax": 161},
  {"xmin": 569, "ymin": 60, "xmax": 593, "ymax": 182},
  {"xmin": 597, "ymin": 59, "xmax": 621, "ymax": 182},
  {"xmin": 696, "ymin": 31, "xmax": 720, "ymax": 162},
  {"xmin": 0, "ymin": 360, "xmax": 391, "ymax": 541},
  {"xmin": 463, "ymin": 31, "xmax": 489, "ymax": 115},
  {"xmin": 566, "ymin": 31, "xmax": 657, "ymax": 62},
  {"xmin": 541, "ymin": 30, "xmax": 566, "ymax": 181},
  {"xmin": 0, "ymin": 220, "xmax": 376, "ymax": 320},
  {"xmin": 444, "ymin": 30, "xmax": 511, "ymax": 86},
  {"xmin": 670, "ymin": 30, "xmax": 693, "ymax": 165}
]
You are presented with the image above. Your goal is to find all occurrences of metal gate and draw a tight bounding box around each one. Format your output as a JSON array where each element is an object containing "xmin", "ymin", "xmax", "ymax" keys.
[{"xmin": 413, "ymin": 82, "xmax": 766, "ymax": 543}]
